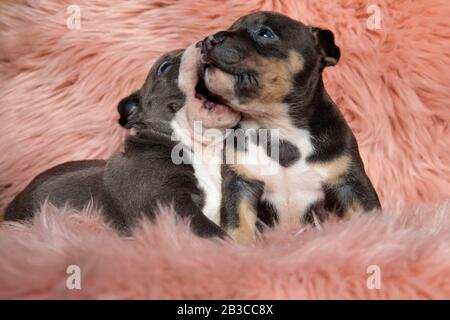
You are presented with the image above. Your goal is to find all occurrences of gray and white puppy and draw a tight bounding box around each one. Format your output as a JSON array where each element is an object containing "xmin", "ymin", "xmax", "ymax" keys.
[{"xmin": 5, "ymin": 45, "xmax": 241, "ymax": 238}]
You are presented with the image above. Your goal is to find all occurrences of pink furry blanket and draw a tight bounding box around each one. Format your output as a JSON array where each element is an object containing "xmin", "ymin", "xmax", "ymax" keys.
[
  {"xmin": 0, "ymin": 0, "xmax": 449, "ymax": 299},
  {"xmin": 1, "ymin": 203, "xmax": 449, "ymax": 299}
]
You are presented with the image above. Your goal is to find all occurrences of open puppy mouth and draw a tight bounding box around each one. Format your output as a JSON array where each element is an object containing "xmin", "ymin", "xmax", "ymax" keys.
[{"xmin": 194, "ymin": 75, "xmax": 230, "ymax": 111}]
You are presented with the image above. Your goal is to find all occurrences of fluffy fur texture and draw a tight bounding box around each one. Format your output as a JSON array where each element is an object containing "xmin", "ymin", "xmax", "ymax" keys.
[
  {"xmin": 0, "ymin": 0, "xmax": 449, "ymax": 299},
  {"xmin": 0, "ymin": 203, "xmax": 449, "ymax": 299}
]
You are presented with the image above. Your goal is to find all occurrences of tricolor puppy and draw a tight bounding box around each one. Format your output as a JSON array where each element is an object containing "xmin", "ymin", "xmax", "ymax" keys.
[
  {"xmin": 5, "ymin": 45, "xmax": 240, "ymax": 238},
  {"xmin": 199, "ymin": 11, "xmax": 381, "ymax": 243}
]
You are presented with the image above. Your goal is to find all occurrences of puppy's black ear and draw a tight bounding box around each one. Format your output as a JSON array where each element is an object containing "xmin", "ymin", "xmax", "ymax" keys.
[
  {"xmin": 309, "ymin": 27, "xmax": 340, "ymax": 68},
  {"xmin": 118, "ymin": 91, "xmax": 140, "ymax": 129}
]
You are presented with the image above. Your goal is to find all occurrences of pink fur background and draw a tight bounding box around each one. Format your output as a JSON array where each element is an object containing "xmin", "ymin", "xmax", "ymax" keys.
[
  {"xmin": 1, "ymin": 203, "xmax": 449, "ymax": 299},
  {"xmin": 0, "ymin": 0, "xmax": 449, "ymax": 299}
]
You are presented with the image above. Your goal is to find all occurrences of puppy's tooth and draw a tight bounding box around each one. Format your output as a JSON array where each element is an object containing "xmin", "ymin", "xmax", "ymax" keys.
[{"xmin": 205, "ymin": 101, "xmax": 215, "ymax": 110}]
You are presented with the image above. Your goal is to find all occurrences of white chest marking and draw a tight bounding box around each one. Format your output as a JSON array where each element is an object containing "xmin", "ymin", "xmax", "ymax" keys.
[
  {"xmin": 190, "ymin": 151, "xmax": 222, "ymax": 225},
  {"xmin": 238, "ymin": 123, "xmax": 326, "ymax": 227},
  {"xmin": 171, "ymin": 121, "xmax": 223, "ymax": 225}
]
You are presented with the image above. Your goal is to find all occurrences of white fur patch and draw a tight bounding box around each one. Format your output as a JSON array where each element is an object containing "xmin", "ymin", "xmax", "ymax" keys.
[
  {"xmin": 191, "ymin": 154, "xmax": 222, "ymax": 225},
  {"xmin": 178, "ymin": 44, "xmax": 201, "ymax": 94},
  {"xmin": 172, "ymin": 45, "xmax": 225, "ymax": 225},
  {"xmin": 170, "ymin": 119, "xmax": 223, "ymax": 225},
  {"xmin": 239, "ymin": 119, "xmax": 326, "ymax": 228}
]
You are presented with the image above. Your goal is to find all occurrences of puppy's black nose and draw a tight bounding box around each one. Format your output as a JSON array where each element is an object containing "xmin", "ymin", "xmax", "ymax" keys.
[
  {"xmin": 201, "ymin": 31, "xmax": 228, "ymax": 53},
  {"xmin": 211, "ymin": 31, "xmax": 228, "ymax": 45}
]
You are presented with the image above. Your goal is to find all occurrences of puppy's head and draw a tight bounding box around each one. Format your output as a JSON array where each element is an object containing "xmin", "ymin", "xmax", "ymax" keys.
[
  {"xmin": 118, "ymin": 46, "xmax": 241, "ymax": 132},
  {"xmin": 118, "ymin": 49, "xmax": 185, "ymax": 130},
  {"xmin": 199, "ymin": 11, "xmax": 340, "ymax": 117}
]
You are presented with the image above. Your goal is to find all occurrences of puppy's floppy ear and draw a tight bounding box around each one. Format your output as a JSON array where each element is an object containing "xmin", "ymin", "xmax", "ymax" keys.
[
  {"xmin": 309, "ymin": 27, "xmax": 340, "ymax": 68},
  {"xmin": 118, "ymin": 91, "xmax": 140, "ymax": 129}
]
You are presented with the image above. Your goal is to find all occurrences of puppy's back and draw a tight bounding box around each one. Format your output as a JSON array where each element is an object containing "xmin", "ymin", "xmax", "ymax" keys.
[{"xmin": 4, "ymin": 160, "xmax": 106, "ymax": 221}]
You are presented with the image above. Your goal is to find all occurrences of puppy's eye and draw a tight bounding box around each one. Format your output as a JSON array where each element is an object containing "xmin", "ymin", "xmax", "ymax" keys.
[
  {"xmin": 158, "ymin": 60, "xmax": 172, "ymax": 75},
  {"xmin": 257, "ymin": 28, "xmax": 275, "ymax": 39}
]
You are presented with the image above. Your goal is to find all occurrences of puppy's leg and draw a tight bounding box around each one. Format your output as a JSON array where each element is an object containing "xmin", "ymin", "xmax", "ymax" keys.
[
  {"xmin": 220, "ymin": 165, "xmax": 263, "ymax": 245},
  {"xmin": 173, "ymin": 193, "xmax": 228, "ymax": 239},
  {"xmin": 322, "ymin": 169, "xmax": 381, "ymax": 220},
  {"xmin": 339, "ymin": 173, "xmax": 381, "ymax": 219},
  {"xmin": 308, "ymin": 151, "xmax": 380, "ymax": 221}
]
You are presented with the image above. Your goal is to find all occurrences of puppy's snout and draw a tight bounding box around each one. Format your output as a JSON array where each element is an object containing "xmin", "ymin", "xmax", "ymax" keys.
[
  {"xmin": 201, "ymin": 31, "xmax": 228, "ymax": 53},
  {"xmin": 200, "ymin": 31, "xmax": 242, "ymax": 65},
  {"xmin": 211, "ymin": 31, "xmax": 228, "ymax": 45}
]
